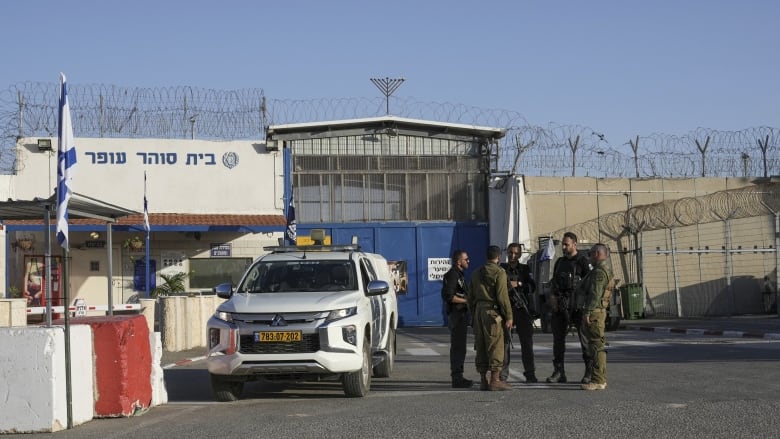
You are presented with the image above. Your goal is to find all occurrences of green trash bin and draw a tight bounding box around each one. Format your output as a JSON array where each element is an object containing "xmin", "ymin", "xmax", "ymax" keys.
[{"xmin": 620, "ymin": 283, "xmax": 644, "ymax": 319}]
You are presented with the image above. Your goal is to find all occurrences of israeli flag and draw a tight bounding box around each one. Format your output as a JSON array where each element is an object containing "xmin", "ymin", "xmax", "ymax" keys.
[
  {"xmin": 285, "ymin": 193, "xmax": 296, "ymax": 245},
  {"xmin": 539, "ymin": 236, "xmax": 555, "ymax": 262},
  {"xmin": 56, "ymin": 73, "xmax": 77, "ymax": 249}
]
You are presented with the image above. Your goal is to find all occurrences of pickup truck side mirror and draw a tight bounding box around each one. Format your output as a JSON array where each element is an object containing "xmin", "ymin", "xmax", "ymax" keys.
[
  {"xmin": 214, "ymin": 283, "xmax": 233, "ymax": 299},
  {"xmin": 366, "ymin": 280, "xmax": 390, "ymax": 296}
]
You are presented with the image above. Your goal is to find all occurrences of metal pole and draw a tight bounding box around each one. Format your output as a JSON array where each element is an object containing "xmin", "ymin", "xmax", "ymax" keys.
[
  {"xmin": 62, "ymin": 247, "xmax": 73, "ymax": 429},
  {"xmin": 775, "ymin": 212, "xmax": 779, "ymax": 318},
  {"xmin": 670, "ymin": 228, "xmax": 683, "ymax": 317},
  {"xmin": 145, "ymin": 171, "xmax": 151, "ymax": 297},
  {"xmin": 107, "ymin": 222, "xmax": 113, "ymax": 316},
  {"xmin": 17, "ymin": 90, "xmax": 23, "ymax": 138},
  {"xmin": 145, "ymin": 231, "xmax": 150, "ymax": 298},
  {"xmin": 99, "ymin": 94, "xmax": 104, "ymax": 138},
  {"xmin": 639, "ymin": 230, "xmax": 646, "ymax": 312},
  {"xmin": 724, "ymin": 218, "xmax": 734, "ymax": 316},
  {"xmin": 183, "ymin": 95, "xmax": 188, "ymax": 139},
  {"xmin": 637, "ymin": 231, "xmax": 644, "ymax": 285},
  {"xmin": 44, "ymin": 205, "xmax": 53, "ymax": 327}
]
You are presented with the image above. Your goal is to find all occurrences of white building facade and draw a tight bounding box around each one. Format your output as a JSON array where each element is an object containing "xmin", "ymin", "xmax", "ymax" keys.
[{"xmin": 3, "ymin": 137, "xmax": 286, "ymax": 308}]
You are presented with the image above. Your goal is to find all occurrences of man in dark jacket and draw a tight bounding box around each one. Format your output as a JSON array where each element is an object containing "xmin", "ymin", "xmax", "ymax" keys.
[
  {"xmin": 546, "ymin": 232, "xmax": 591, "ymax": 384},
  {"xmin": 500, "ymin": 243, "xmax": 538, "ymax": 383},
  {"xmin": 441, "ymin": 249, "xmax": 474, "ymax": 388}
]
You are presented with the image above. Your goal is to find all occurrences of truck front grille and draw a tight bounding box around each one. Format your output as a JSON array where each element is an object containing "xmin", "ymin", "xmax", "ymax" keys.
[{"xmin": 239, "ymin": 334, "xmax": 321, "ymax": 354}]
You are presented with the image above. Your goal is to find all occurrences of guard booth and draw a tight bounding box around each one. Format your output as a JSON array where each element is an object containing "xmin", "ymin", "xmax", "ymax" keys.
[
  {"xmin": 267, "ymin": 116, "xmax": 505, "ymax": 326},
  {"xmin": 1, "ymin": 192, "xmax": 139, "ymax": 323}
]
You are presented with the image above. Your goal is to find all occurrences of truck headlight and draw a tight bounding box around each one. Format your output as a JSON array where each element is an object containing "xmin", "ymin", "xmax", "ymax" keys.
[
  {"xmin": 214, "ymin": 310, "xmax": 233, "ymax": 322},
  {"xmin": 325, "ymin": 307, "xmax": 357, "ymax": 322}
]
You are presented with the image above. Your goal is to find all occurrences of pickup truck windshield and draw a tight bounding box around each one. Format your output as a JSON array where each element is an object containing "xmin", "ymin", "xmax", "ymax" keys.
[{"xmin": 237, "ymin": 260, "xmax": 357, "ymax": 293}]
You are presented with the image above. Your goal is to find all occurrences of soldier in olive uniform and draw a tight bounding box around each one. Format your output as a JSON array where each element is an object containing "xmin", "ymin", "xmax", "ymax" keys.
[
  {"xmin": 578, "ymin": 243, "xmax": 614, "ymax": 391},
  {"xmin": 468, "ymin": 245, "xmax": 513, "ymax": 391}
]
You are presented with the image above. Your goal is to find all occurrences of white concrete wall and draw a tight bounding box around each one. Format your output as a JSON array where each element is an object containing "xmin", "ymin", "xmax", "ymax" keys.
[
  {"xmin": 0, "ymin": 298, "xmax": 27, "ymax": 326},
  {"xmin": 5, "ymin": 137, "xmax": 284, "ymax": 306},
  {"xmin": 0, "ymin": 326, "xmax": 94, "ymax": 433},
  {"xmin": 160, "ymin": 295, "xmax": 225, "ymax": 352}
]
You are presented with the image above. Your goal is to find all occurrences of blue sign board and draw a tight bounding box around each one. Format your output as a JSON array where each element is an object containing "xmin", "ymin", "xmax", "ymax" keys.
[{"xmin": 133, "ymin": 259, "xmax": 157, "ymax": 292}]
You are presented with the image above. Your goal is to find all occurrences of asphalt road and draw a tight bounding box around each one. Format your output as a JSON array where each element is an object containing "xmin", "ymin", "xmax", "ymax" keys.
[{"xmin": 9, "ymin": 326, "xmax": 780, "ymax": 438}]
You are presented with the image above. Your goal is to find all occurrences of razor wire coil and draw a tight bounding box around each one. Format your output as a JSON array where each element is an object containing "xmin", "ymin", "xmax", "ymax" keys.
[{"xmin": 1, "ymin": 81, "xmax": 778, "ymax": 177}]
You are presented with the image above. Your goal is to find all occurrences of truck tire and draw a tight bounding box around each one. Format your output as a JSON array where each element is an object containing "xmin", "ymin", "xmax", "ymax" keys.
[
  {"xmin": 343, "ymin": 335, "xmax": 372, "ymax": 397},
  {"xmin": 373, "ymin": 327, "xmax": 395, "ymax": 378},
  {"xmin": 210, "ymin": 373, "xmax": 244, "ymax": 402}
]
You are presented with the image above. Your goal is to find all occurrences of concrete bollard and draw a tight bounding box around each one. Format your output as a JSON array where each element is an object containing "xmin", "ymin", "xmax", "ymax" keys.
[
  {"xmin": 0, "ymin": 326, "xmax": 94, "ymax": 432},
  {"xmin": 138, "ymin": 298, "xmax": 156, "ymax": 335},
  {"xmin": 0, "ymin": 298, "xmax": 27, "ymax": 327},
  {"xmin": 149, "ymin": 331, "xmax": 168, "ymax": 406},
  {"xmin": 58, "ymin": 315, "xmax": 152, "ymax": 417}
]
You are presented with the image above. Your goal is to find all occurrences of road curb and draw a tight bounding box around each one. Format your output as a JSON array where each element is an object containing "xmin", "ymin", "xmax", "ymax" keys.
[{"xmin": 622, "ymin": 325, "xmax": 780, "ymax": 340}]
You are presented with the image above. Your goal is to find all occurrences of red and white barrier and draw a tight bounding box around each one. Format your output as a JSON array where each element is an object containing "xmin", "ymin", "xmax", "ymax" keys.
[{"xmin": 27, "ymin": 304, "xmax": 141, "ymax": 315}]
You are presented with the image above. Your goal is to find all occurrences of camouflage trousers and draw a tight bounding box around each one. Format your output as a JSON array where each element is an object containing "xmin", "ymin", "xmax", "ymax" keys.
[
  {"xmin": 580, "ymin": 308, "xmax": 607, "ymax": 384},
  {"xmin": 473, "ymin": 306, "xmax": 505, "ymax": 372}
]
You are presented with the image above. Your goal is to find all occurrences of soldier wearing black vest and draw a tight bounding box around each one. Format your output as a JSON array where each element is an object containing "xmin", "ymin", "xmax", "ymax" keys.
[
  {"xmin": 499, "ymin": 243, "xmax": 538, "ymax": 383},
  {"xmin": 441, "ymin": 250, "xmax": 474, "ymax": 388},
  {"xmin": 546, "ymin": 232, "xmax": 591, "ymax": 384}
]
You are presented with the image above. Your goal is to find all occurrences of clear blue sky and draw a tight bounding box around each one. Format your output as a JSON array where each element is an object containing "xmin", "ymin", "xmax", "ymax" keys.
[{"xmin": 1, "ymin": 0, "xmax": 778, "ymax": 145}]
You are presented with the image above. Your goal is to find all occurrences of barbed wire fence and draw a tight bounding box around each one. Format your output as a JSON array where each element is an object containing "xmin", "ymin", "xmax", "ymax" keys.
[
  {"xmin": 1, "ymin": 81, "xmax": 777, "ymax": 177},
  {"xmin": 550, "ymin": 182, "xmax": 780, "ymax": 316},
  {"xmin": 553, "ymin": 182, "xmax": 780, "ymax": 243}
]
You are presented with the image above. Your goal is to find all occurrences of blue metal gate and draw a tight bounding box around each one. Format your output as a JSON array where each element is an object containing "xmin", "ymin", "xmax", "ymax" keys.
[{"xmin": 299, "ymin": 222, "xmax": 488, "ymax": 327}]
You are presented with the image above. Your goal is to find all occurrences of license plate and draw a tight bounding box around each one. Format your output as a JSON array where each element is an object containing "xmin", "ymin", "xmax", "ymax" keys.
[{"xmin": 255, "ymin": 331, "xmax": 302, "ymax": 342}]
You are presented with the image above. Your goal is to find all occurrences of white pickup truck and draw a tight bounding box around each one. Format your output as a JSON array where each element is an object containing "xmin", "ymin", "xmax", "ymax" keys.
[{"xmin": 206, "ymin": 243, "xmax": 398, "ymax": 400}]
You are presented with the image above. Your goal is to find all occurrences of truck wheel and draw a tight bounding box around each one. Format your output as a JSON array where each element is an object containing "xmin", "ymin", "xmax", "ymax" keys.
[
  {"xmin": 343, "ymin": 335, "xmax": 372, "ymax": 397},
  {"xmin": 210, "ymin": 373, "xmax": 244, "ymax": 402},
  {"xmin": 373, "ymin": 328, "xmax": 395, "ymax": 378}
]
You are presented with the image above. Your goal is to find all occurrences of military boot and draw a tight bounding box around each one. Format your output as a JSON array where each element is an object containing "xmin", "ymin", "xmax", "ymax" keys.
[
  {"xmin": 546, "ymin": 365, "xmax": 567, "ymax": 383},
  {"xmin": 479, "ymin": 371, "xmax": 489, "ymax": 391},
  {"xmin": 489, "ymin": 370, "xmax": 512, "ymax": 391},
  {"xmin": 581, "ymin": 382, "xmax": 607, "ymax": 391},
  {"xmin": 581, "ymin": 362, "xmax": 594, "ymax": 384},
  {"xmin": 523, "ymin": 371, "xmax": 538, "ymax": 384},
  {"xmin": 452, "ymin": 375, "xmax": 474, "ymax": 388}
]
